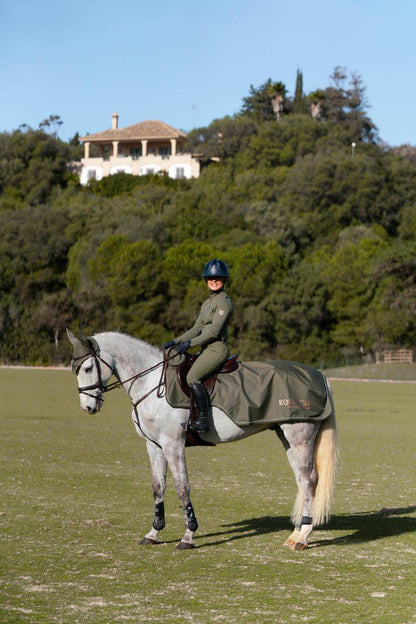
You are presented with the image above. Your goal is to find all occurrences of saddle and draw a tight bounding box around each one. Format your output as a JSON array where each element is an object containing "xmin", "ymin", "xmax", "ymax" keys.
[{"xmin": 176, "ymin": 353, "xmax": 239, "ymax": 398}]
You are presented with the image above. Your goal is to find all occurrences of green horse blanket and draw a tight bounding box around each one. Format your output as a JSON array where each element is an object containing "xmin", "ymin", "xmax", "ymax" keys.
[{"xmin": 165, "ymin": 358, "xmax": 332, "ymax": 426}]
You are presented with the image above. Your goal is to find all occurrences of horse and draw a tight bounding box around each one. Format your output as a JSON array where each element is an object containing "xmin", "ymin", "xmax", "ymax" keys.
[{"xmin": 67, "ymin": 330, "xmax": 337, "ymax": 551}]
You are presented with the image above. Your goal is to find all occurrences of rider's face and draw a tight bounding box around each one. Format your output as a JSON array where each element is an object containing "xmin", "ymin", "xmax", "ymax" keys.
[{"xmin": 207, "ymin": 278, "xmax": 225, "ymax": 292}]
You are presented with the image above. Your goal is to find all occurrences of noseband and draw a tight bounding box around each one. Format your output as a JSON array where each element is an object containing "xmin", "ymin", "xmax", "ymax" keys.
[{"xmin": 75, "ymin": 352, "xmax": 113, "ymax": 400}]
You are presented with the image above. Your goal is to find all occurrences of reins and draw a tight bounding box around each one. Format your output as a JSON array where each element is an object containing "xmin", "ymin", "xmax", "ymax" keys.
[
  {"xmin": 119, "ymin": 354, "xmax": 170, "ymax": 407},
  {"xmin": 76, "ymin": 348, "xmax": 174, "ymax": 405}
]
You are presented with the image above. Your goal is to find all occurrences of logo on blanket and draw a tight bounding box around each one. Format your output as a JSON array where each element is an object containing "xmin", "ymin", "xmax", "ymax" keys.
[{"xmin": 279, "ymin": 398, "xmax": 318, "ymax": 410}]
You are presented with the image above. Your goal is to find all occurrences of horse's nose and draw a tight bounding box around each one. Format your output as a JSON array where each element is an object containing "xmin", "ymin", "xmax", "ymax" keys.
[{"xmin": 86, "ymin": 404, "xmax": 97, "ymax": 414}]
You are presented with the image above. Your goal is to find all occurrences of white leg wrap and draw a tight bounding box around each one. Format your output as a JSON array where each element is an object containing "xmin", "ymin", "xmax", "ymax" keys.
[
  {"xmin": 181, "ymin": 528, "xmax": 195, "ymax": 545},
  {"xmin": 144, "ymin": 527, "xmax": 160, "ymax": 542},
  {"xmin": 299, "ymin": 523, "xmax": 313, "ymax": 545}
]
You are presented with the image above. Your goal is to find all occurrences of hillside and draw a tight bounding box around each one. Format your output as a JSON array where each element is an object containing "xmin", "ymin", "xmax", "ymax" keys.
[{"xmin": 0, "ymin": 68, "xmax": 415, "ymax": 365}]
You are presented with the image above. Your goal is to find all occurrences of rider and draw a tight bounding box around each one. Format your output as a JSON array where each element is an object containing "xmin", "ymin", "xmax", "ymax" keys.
[{"xmin": 164, "ymin": 259, "xmax": 233, "ymax": 432}]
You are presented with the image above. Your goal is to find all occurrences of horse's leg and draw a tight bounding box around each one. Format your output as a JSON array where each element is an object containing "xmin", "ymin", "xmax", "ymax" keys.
[
  {"xmin": 163, "ymin": 441, "xmax": 198, "ymax": 550},
  {"xmin": 140, "ymin": 441, "xmax": 168, "ymax": 545},
  {"xmin": 275, "ymin": 422, "xmax": 319, "ymax": 551}
]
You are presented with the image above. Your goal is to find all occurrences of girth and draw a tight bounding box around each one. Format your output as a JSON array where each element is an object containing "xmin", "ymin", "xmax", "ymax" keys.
[{"xmin": 176, "ymin": 353, "xmax": 239, "ymax": 397}]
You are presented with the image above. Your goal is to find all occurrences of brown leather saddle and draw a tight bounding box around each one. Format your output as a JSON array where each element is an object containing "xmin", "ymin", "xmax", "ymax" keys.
[{"xmin": 176, "ymin": 353, "xmax": 239, "ymax": 398}]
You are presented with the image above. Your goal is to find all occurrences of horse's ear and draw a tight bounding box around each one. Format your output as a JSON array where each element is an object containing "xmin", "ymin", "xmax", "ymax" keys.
[
  {"xmin": 88, "ymin": 337, "xmax": 99, "ymax": 353},
  {"xmin": 79, "ymin": 333, "xmax": 92, "ymax": 349},
  {"xmin": 66, "ymin": 328, "xmax": 78, "ymax": 346}
]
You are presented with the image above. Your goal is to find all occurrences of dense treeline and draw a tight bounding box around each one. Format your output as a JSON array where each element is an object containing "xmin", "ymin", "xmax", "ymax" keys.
[{"xmin": 0, "ymin": 68, "xmax": 415, "ymax": 366}]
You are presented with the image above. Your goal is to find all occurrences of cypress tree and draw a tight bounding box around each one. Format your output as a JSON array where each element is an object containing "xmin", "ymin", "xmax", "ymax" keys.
[{"xmin": 294, "ymin": 68, "xmax": 306, "ymax": 114}]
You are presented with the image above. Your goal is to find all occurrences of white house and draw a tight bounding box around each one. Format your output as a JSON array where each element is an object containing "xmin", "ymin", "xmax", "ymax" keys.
[{"xmin": 79, "ymin": 115, "xmax": 200, "ymax": 185}]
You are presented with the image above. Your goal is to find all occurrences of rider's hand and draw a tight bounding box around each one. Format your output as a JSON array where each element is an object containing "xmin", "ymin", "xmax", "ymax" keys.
[
  {"xmin": 175, "ymin": 340, "xmax": 191, "ymax": 355},
  {"xmin": 163, "ymin": 340, "xmax": 176, "ymax": 349}
]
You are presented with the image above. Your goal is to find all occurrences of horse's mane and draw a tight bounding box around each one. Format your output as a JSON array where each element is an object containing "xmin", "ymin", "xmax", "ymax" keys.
[{"xmin": 93, "ymin": 331, "xmax": 162, "ymax": 361}]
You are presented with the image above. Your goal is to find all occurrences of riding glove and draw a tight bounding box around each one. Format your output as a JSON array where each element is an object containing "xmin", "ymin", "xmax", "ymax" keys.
[
  {"xmin": 175, "ymin": 340, "xmax": 191, "ymax": 354},
  {"xmin": 163, "ymin": 340, "xmax": 176, "ymax": 349}
]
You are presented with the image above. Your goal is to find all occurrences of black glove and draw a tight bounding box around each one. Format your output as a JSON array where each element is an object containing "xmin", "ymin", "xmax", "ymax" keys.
[
  {"xmin": 175, "ymin": 340, "xmax": 191, "ymax": 354},
  {"xmin": 163, "ymin": 340, "xmax": 176, "ymax": 349}
]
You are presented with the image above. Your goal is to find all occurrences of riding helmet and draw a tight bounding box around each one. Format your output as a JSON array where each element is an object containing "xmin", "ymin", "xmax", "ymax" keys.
[{"xmin": 203, "ymin": 259, "xmax": 229, "ymax": 279}]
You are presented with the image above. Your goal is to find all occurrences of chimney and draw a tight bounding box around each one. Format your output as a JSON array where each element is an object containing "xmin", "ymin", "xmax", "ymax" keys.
[{"xmin": 112, "ymin": 113, "xmax": 119, "ymax": 130}]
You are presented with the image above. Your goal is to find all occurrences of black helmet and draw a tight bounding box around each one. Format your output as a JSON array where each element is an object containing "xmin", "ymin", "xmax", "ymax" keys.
[{"xmin": 203, "ymin": 259, "xmax": 229, "ymax": 279}]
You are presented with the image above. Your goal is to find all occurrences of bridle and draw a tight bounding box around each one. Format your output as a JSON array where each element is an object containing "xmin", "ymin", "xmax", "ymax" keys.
[
  {"xmin": 73, "ymin": 343, "xmax": 178, "ymax": 449},
  {"xmin": 74, "ymin": 347, "xmax": 174, "ymax": 406},
  {"xmin": 75, "ymin": 352, "xmax": 113, "ymax": 401}
]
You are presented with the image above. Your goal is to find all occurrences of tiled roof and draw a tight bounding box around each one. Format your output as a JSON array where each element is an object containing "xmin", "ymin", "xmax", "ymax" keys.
[{"xmin": 80, "ymin": 120, "xmax": 187, "ymax": 142}]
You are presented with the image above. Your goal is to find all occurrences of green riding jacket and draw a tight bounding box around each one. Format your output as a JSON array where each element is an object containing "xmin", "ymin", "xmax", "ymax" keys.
[{"xmin": 174, "ymin": 290, "xmax": 233, "ymax": 349}]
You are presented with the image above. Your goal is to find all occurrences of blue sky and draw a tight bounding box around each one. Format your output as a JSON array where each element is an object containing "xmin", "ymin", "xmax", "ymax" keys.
[{"xmin": 1, "ymin": 0, "xmax": 415, "ymax": 146}]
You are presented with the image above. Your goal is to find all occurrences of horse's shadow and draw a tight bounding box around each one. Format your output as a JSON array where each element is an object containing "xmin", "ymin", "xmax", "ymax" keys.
[{"xmin": 197, "ymin": 506, "xmax": 416, "ymax": 548}]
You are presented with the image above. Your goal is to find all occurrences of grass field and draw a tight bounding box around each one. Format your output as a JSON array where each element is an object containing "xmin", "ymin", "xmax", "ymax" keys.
[
  {"xmin": 1, "ymin": 368, "xmax": 416, "ymax": 623},
  {"xmin": 323, "ymin": 362, "xmax": 416, "ymax": 381}
]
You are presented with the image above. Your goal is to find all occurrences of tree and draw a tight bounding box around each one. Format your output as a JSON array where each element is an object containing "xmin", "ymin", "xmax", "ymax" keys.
[
  {"xmin": 67, "ymin": 132, "xmax": 84, "ymax": 161},
  {"xmin": 226, "ymin": 241, "xmax": 288, "ymax": 357},
  {"xmin": 271, "ymin": 256, "xmax": 335, "ymax": 364},
  {"xmin": 237, "ymin": 114, "xmax": 327, "ymax": 171},
  {"xmin": 313, "ymin": 67, "xmax": 377, "ymax": 142},
  {"xmin": 293, "ymin": 68, "xmax": 306, "ymax": 114},
  {"xmin": 184, "ymin": 116, "xmax": 258, "ymax": 163},
  {"xmin": 319, "ymin": 236, "xmax": 388, "ymax": 351},
  {"xmin": 0, "ymin": 202, "xmax": 75, "ymax": 362},
  {"xmin": 240, "ymin": 79, "xmax": 287, "ymax": 122},
  {"xmin": 0, "ymin": 128, "xmax": 72, "ymax": 206},
  {"xmin": 364, "ymin": 242, "xmax": 416, "ymax": 350},
  {"xmin": 38, "ymin": 114, "xmax": 63, "ymax": 138}
]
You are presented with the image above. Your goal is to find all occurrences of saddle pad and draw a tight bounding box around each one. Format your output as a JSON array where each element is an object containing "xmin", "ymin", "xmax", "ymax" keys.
[{"xmin": 165, "ymin": 359, "xmax": 332, "ymax": 425}]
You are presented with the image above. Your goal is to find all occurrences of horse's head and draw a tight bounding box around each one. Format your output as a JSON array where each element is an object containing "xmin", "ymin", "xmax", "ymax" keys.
[{"xmin": 66, "ymin": 329, "xmax": 114, "ymax": 414}]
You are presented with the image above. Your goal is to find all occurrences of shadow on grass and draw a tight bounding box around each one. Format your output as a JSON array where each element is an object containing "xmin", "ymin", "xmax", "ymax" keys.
[
  {"xmin": 198, "ymin": 515, "xmax": 293, "ymax": 547},
  {"xmin": 196, "ymin": 506, "xmax": 416, "ymax": 548},
  {"xmin": 312, "ymin": 505, "xmax": 416, "ymax": 548}
]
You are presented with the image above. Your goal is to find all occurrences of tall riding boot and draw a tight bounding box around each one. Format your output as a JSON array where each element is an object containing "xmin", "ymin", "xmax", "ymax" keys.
[{"xmin": 189, "ymin": 382, "xmax": 210, "ymax": 432}]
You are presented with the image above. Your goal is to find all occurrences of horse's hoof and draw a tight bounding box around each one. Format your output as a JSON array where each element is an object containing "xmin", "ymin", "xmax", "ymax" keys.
[
  {"xmin": 284, "ymin": 538, "xmax": 295, "ymax": 548},
  {"xmin": 176, "ymin": 540, "xmax": 196, "ymax": 550},
  {"xmin": 293, "ymin": 541, "xmax": 308, "ymax": 551},
  {"xmin": 140, "ymin": 537, "xmax": 161, "ymax": 546}
]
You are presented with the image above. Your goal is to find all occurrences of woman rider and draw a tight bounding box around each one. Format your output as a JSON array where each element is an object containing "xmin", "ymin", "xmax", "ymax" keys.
[{"xmin": 164, "ymin": 259, "xmax": 233, "ymax": 432}]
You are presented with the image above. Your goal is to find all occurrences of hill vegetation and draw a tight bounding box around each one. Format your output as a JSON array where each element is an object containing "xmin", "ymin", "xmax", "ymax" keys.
[{"xmin": 0, "ymin": 67, "xmax": 415, "ymax": 366}]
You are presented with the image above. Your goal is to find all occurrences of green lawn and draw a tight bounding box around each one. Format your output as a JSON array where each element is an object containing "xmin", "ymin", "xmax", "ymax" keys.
[{"xmin": 1, "ymin": 369, "xmax": 415, "ymax": 623}]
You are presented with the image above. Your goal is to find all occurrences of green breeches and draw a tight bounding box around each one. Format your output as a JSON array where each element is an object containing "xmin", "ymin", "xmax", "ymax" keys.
[{"xmin": 186, "ymin": 342, "xmax": 229, "ymax": 385}]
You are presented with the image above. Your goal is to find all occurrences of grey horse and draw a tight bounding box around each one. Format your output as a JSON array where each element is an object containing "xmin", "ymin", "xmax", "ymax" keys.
[{"xmin": 67, "ymin": 330, "xmax": 337, "ymax": 550}]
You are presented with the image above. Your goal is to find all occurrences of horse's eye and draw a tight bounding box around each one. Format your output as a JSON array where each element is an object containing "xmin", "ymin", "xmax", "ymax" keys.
[{"xmin": 84, "ymin": 365, "xmax": 93, "ymax": 374}]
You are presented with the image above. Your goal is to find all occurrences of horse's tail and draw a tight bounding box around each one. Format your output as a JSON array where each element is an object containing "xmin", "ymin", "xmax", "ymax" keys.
[{"xmin": 312, "ymin": 377, "xmax": 338, "ymax": 526}]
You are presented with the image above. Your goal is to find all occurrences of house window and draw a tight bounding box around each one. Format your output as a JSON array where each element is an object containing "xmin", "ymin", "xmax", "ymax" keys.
[
  {"xmin": 87, "ymin": 169, "xmax": 97, "ymax": 181},
  {"xmin": 159, "ymin": 146, "xmax": 171, "ymax": 157},
  {"xmin": 102, "ymin": 145, "xmax": 112, "ymax": 161},
  {"xmin": 130, "ymin": 147, "xmax": 142, "ymax": 159},
  {"xmin": 175, "ymin": 167, "xmax": 185, "ymax": 179},
  {"xmin": 111, "ymin": 166, "xmax": 132, "ymax": 175},
  {"xmin": 140, "ymin": 165, "xmax": 161, "ymax": 176}
]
